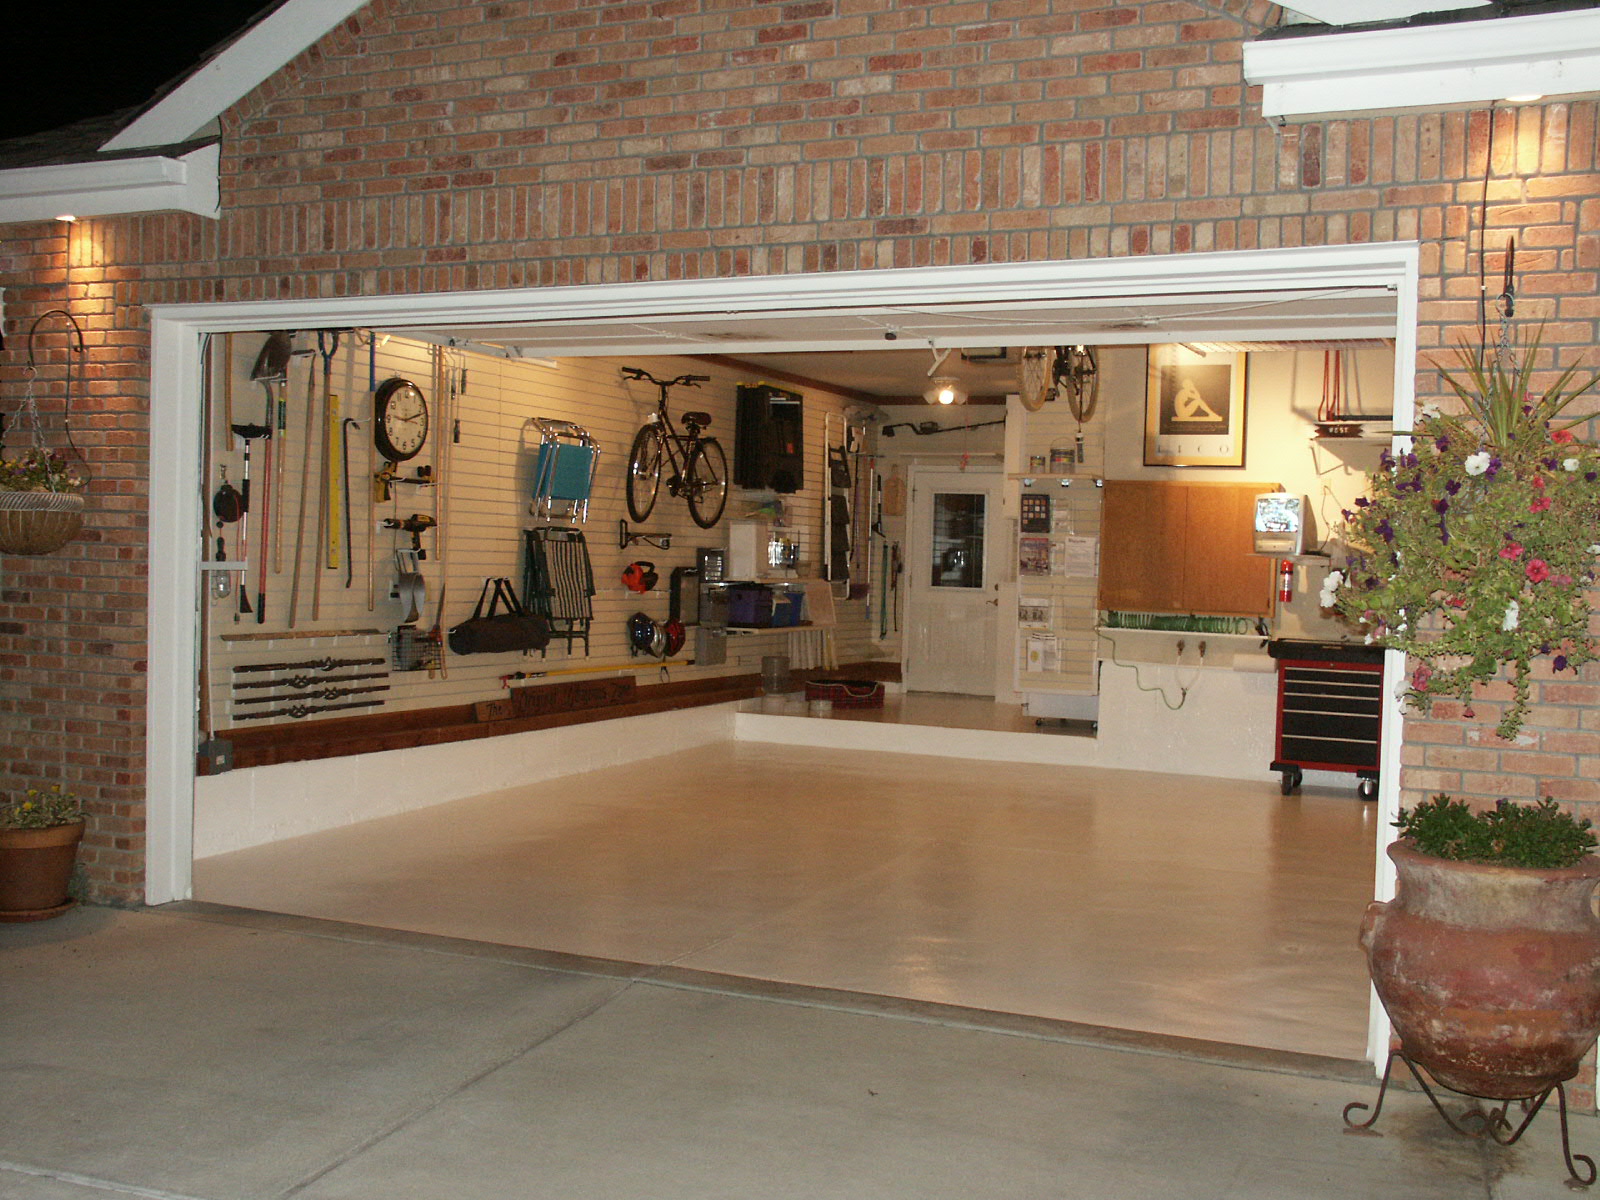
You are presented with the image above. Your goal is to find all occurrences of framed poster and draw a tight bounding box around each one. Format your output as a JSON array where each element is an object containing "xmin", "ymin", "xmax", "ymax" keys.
[{"xmin": 1143, "ymin": 346, "xmax": 1247, "ymax": 468}]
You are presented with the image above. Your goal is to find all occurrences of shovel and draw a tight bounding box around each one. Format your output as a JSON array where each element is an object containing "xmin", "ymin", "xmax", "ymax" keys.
[{"xmin": 251, "ymin": 331, "xmax": 293, "ymax": 574}]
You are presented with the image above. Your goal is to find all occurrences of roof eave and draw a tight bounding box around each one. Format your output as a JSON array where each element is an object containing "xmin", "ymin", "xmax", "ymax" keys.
[
  {"xmin": 99, "ymin": 0, "xmax": 366, "ymax": 153},
  {"xmin": 0, "ymin": 143, "xmax": 220, "ymax": 223},
  {"xmin": 1244, "ymin": 7, "xmax": 1600, "ymax": 119}
]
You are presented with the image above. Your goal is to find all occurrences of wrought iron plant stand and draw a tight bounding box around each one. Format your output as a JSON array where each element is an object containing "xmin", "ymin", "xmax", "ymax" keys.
[{"xmin": 1344, "ymin": 1049, "xmax": 1596, "ymax": 1189}]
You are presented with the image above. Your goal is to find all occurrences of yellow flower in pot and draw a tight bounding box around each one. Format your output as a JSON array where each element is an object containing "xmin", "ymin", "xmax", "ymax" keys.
[{"xmin": 0, "ymin": 784, "xmax": 86, "ymax": 921}]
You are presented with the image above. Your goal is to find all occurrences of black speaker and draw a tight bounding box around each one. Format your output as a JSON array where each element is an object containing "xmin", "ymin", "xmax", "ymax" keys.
[{"xmin": 734, "ymin": 384, "xmax": 804, "ymax": 492}]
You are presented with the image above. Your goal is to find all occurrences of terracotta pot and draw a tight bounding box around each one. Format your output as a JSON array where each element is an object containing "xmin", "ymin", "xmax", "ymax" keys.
[
  {"xmin": 1361, "ymin": 840, "xmax": 1600, "ymax": 1099},
  {"xmin": 0, "ymin": 820, "xmax": 85, "ymax": 922}
]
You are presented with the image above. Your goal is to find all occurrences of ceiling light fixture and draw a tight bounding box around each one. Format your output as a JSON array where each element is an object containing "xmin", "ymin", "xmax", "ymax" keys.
[
  {"xmin": 923, "ymin": 377, "xmax": 968, "ymax": 406},
  {"xmin": 1505, "ymin": 93, "xmax": 1544, "ymax": 103}
]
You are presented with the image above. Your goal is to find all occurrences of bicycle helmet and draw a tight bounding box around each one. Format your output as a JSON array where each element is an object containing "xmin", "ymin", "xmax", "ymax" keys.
[
  {"xmin": 628, "ymin": 611, "xmax": 656, "ymax": 654},
  {"xmin": 662, "ymin": 617, "xmax": 686, "ymax": 658},
  {"xmin": 622, "ymin": 561, "xmax": 658, "ymax": 593},
  {"xmin": 648, "ymin": 620, "xmax": 668, "ymax": 658}
]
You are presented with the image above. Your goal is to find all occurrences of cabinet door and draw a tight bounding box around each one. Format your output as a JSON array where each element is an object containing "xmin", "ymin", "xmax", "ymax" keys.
[
  {"xmin": 1183, "ymin": 484, "xmax": 1275, "ymax": 617},
  {"xmin": 1098, "ymin": 480, "xmax": 1187, "ymax": 612}
]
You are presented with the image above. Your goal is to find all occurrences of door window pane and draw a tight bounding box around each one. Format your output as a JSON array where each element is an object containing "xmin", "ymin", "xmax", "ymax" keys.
[{"xmin": 930, "ymin": 492, "xmax": 985, "ymax": 589}]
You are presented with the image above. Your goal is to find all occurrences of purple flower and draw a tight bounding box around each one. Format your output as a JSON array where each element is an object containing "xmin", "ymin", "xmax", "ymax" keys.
[
  {"xmin": 1587, "ymin": 472, "xmax": 1597, "ymax": 483},
  {"xmin": 1354, "ymin": 497, "xmax": 1371, "ymax": 508},
  {"xmin": 1556, "ymin": 654, "xmax": 1570, "ymax": 671},
  {"xmin": 1433, "ymin": 498, "xmax": 1449, "ymax": 514},
  {"xmin": 1445, "ymin": 479, "xmax": 1462, "ymax": 495},
  {"xmin": 1486, "ymin": 456, "xmax": 1502, "ymax": 479},
  {"xmin": 1435, "ymin": 436, "xmax": 1450, "ymax": 451},
  {"xmin": 1377, "ymin": 519, "xmax": 1394, "ymax": 543}
]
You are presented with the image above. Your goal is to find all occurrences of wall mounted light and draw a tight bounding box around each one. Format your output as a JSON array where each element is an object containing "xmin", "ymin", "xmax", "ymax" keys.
[{"xmin": 923, "ymin": 377, "xmax": 968, "ymax": 406}]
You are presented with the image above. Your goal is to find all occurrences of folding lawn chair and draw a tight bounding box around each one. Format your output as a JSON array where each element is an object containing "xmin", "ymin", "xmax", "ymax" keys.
[
  {"xmin": 528, "ymin": 418, "xmax": 600, "ymax": 523},
  {"xmin": 523, "ymin": 526, "xmax": 596, "ymax": 654}
]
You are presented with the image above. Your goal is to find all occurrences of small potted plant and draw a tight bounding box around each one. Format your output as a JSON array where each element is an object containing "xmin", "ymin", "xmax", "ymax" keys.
[
  {"xmin": 0, "ymin": 446, "xmax": 86, "ymax": 555},
  {"xmin": 0, "ymin": 784, "xmax": 86, "ymax": 921},
  {"xmin": 1361, "ymin": 794, "xmax": 1600, "ymax": 1100},
  {"xmin": 1323, "ymin": 332, "xmax": 1600, "ymax": 739}
]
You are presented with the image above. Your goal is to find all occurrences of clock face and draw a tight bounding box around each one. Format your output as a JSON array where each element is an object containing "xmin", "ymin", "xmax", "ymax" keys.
[{"xmin": 374, "ymin": 377, "xmax": 428, "ymax": 462}]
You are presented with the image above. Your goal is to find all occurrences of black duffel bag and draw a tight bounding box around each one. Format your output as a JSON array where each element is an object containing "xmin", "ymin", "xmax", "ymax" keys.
[{"xmin": 448, "ymin": 577, "xmax": 550, "ymax": 655}]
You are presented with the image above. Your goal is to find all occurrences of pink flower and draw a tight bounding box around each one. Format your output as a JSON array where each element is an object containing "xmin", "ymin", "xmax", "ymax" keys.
[
  {"xmin": 1530, "ymin": 496, "xmax": 1552, "ymax": 513},
  {"xmin": 1499, "ymin": 542, "xmax": 1524, "ymax": 560},
  {"xmin": 1530, "ymin": 475, "xmax": 1547, "ymax": 490},
  {"xmin": 1526, "ymin": 559, "xmax": 1551, "ymax": 583},
  {"xmin": 1412, "ymin": 665, "xmax": 1433, "ymax": 690},
  {"xmin": 1553, "ymin": 428, "xmax": 1576, "ymax": 444}
]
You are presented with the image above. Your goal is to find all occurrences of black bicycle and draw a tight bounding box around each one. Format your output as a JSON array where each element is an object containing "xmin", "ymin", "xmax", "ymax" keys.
[{"xmin": 622, "ymin": 368, "xmax": 729, "ymax": 529}]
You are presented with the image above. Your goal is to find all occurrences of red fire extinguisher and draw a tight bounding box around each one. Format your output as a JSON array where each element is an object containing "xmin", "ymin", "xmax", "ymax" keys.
[{"xmin": 1278, "ymin": 559, "xmax": 1294, "ymax": 603}]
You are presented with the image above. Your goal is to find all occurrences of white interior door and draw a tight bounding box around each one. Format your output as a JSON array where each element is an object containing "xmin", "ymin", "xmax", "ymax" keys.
[{"xmin": 904, "ymin": 467, "xmax": 1003, "ymax": 695}]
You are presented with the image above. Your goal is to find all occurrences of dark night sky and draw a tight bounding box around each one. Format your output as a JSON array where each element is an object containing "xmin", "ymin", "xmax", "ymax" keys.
[{"xmin": 0, "ymin": 3, "xmax": 272, "ymax": 141}]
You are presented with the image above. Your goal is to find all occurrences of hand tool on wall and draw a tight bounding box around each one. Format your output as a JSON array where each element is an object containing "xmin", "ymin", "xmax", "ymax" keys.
[
  {"xmin": 232, "ymin": 655, "xmax": 385, "ymax": 673},
  {"xmin": 341, "ymin": 418, "xmax": 360, "ymax": 588},
  {"xmin": 312, "ymin": 330, "xmax": 341, "ymax": 621},
  {"xmin": 229, "ymin": 422, "xmax": 271, "ymax": 616},
  {"xmin": 233, "ymin": 669, "xmax": 388, "ymax": 690},
  {"xmin": 248, "ymin": 331, "xmax": 294, "ymax": 572},
  {"xmin": 288, "ymin": 352, "xmax": 319, "ymax": 628}
]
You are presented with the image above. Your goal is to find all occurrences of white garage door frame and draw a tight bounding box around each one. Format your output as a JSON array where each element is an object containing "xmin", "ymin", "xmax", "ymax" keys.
[{"xmin": 147, "ymin": 242, "xmax": 1420, "ymax": 1066}]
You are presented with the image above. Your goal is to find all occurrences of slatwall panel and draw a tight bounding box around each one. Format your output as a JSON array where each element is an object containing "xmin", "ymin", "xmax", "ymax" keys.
[
  {"xmin": 1013, "ymin": 396, "xmax": 1103, "ymax": 694},
  {"xmin": 204, "ymin": 336, "xmax": 879, "ymax": 732}
]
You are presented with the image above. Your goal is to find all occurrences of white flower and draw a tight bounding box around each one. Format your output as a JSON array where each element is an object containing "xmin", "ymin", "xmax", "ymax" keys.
[
  {"xmin": 1590, "ymin": 544, "xmax": 1600, "ymax": 555},
  {"xmin": 1417, "ymin": 401, "xmax": 1441, "ymax": 421},
  {"xmin": 1318, "ymin": 570, "xmax": 1344, "ymax": 609},
  {"xmin": 1565, "ymin": 457, "xmax": 1581, "ymax": 472},
  {"xmin": 1464, "ymin": 451, "xmax": 1492, "ymax": 476},
  {"xmin": 1503, "ymin": 599, "xmax": 1520, "ymax": 631}
]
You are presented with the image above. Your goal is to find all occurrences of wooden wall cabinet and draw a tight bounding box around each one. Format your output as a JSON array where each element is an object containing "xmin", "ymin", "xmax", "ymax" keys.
[{"xmin": 1097, "ymin": 480, "xmax": 1277, "ymax": 618}]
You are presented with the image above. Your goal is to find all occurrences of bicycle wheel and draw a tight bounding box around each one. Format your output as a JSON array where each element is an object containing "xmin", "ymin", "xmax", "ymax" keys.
[
  {"xmin": 626, "ymin": 424, "xmax": 664, "ymax": 523},
  {"xmin": 685, "ymin": 438, "xmax": 728, "ymax": 529},
  {"xmin": 1018, "ymin": 347, "xmax": 1053, "ymax": 412}
]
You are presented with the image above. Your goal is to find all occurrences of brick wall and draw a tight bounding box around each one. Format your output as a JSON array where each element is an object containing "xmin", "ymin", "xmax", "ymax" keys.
[{"xmin": 4, "ymin": 0, "xmax": 1600, "ymax": 922}]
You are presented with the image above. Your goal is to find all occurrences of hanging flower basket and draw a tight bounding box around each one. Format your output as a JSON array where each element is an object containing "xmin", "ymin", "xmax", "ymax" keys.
[
  {"xmin": 0, "ymin": 490, "xmax": 85, "ymax": 556},
  {"xmin": 1326, "ymin": 332, "xmax": 1600, "ymax": 738}
]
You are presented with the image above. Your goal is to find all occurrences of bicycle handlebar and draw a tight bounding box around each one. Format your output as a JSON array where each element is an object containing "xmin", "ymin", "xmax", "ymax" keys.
[{"xmin": 621, "ymin": 367, "xmax": 709, "ymax": 390}]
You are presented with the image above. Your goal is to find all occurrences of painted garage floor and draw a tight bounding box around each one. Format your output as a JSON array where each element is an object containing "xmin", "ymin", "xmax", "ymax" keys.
[{"xmin": 193, "ymin": 739, "xmax": 1381, "ymax": 1063}]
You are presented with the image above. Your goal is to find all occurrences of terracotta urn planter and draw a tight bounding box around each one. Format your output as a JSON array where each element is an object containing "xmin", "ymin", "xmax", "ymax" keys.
[
  {"xmin": 0, "ymin": 819, "xmax": 85, "ymax": 921},
  {"xmin": 1361, "ymin": 840, "xmax": 1600, "ymax": 1099}
]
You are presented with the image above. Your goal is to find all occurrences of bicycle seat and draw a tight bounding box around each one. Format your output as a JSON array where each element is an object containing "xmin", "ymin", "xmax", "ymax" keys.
[{"xmin": 681, "ymin": 411, "xmax": 712, "ymax": 429}]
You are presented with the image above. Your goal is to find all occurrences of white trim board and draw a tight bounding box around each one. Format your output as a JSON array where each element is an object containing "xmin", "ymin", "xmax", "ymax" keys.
[
  {"xmin": 145, "ymin": 245, "xmax": 1420, "ymax": 1070},
  {"xmin": 0, "ymin": 145, "xmax": 219, "ymax": 223},
  {"xmin": 1245, "ymin": 8, "xmax": 1600, "ymax": 119}
]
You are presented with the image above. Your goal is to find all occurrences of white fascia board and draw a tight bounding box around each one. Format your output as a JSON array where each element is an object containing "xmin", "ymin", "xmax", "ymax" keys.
[
  {"xmin": 151, "ymin": 243, "xmax": 1418, "ymax": 335},
  {"xmin": 1283, "ymin": 1, "xmax": 1487, "ymax": 23},
  {"xmin": 1245, "ymin": 8, "xmax": 1600, "ymax": 119},
  {"xmin": 0, "ymin": 143, "xmax": 219, "ymax": 223},
  {"xmin": 100, "ymin": 0, "xmax": 367, "ymax": 152}
]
